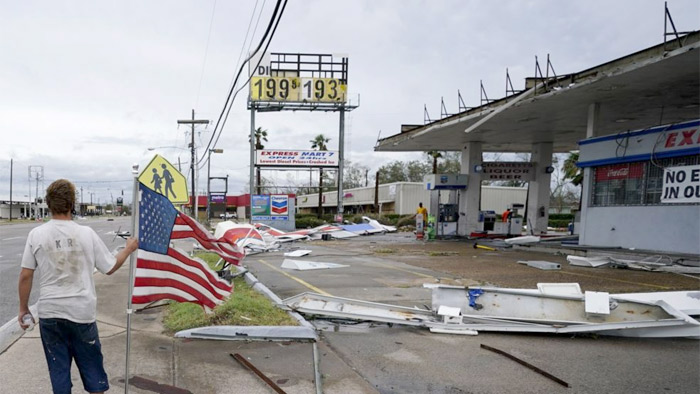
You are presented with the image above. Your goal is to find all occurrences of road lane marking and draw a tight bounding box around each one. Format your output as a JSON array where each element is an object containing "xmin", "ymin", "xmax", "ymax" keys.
[
  {"xmin": 371, "ymin": 261, "xmax": 435, "ymax": 279},
  {"xmin": 2, "ymin": 237, "xmax": 22, "ymax": 241},
  {"xmin": 257, "ymin": 259, "xmax": 332, "ymax": 296},
  {"xmin": 558, "ymin": 271, "xmax": 670, "ymax": 289}
]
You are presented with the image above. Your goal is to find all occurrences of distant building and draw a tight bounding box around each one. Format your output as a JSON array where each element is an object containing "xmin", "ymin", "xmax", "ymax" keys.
[{"xmin": 295, "ymin": 182, "xmax": 527, "ymax": 216}]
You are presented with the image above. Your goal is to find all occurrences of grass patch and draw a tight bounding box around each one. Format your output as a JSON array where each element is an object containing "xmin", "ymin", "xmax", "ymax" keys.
[
  {"xmin": 162, "ymin": 253, "xmax": 298, "ymax": 335},
  {"xmin": 374, "ymin": 248, "xmax": 396, "ymax": 254}
]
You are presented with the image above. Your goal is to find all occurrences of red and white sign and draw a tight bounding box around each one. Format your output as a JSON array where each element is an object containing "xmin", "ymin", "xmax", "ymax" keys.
[
  {"xmin": 595, "ymin": 162, "xmax": 644, "ymax": 182},
  {"xmin": 256, "ymin": 149, "xmax": 339, "ymax": 167}
]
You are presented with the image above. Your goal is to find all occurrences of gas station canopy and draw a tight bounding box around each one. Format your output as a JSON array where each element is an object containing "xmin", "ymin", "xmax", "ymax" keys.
[{"xmin": 375, "ymin": 32, "xmax": 700, "ymax": 153}]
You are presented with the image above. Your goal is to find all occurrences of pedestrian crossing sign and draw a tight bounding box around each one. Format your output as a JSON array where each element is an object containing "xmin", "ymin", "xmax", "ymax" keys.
[{"xmin": 138, "ymin": 154, "xmax": 189, "ymax": 204}]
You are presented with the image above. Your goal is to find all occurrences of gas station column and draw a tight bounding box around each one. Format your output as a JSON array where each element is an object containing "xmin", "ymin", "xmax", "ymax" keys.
[
  {"xmin": 527, "ymin": 142, "xmax": 553, "ymax": 234},
  {"xmin": 458, "ymin": 141, "xmax": 482, "ymax": 236}
]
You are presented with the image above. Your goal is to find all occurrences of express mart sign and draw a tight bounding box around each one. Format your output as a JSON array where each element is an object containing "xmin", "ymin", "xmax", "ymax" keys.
[{"xmin": 256, "ymin": 150, "xmax": 339, "ymax": 167}]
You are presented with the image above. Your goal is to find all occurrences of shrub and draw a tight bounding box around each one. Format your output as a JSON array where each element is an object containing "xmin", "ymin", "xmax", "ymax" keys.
[{"xmin": 295, "ymin": 216, "xmax": 326, "ymax": 229}]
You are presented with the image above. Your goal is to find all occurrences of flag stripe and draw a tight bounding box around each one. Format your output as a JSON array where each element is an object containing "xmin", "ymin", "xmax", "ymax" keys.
[
  {"xmin": 133, "ymin": 277, "xmax": 221, "ymax": 309},
  {"xmin": 138, "ymin": 249, "xmax": 232, "ymax": 292},
  {"xmin": 132, "ymin": 293, "xmax": 194, "ymax": 305},
  {"xmin": 136, "ymin": 262, "xmax": 229, "ymax": 300}
]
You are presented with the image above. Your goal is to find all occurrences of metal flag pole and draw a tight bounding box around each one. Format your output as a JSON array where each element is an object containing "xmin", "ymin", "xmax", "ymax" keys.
[{"xmin": 124, "ymin": 164, "xmax": 140, "ymax": 394}]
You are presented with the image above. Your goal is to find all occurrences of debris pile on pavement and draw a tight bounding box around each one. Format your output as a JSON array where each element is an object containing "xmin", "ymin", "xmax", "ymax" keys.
[
  {"xmin": 566, "ymin": 255, "xmax": 700, "ymax": 274},
  {"xmin": 283, "ymin": 283, "xmax": 700, "ymax": 339},
  {"xmin": 214, "ymin": 217, "xmax": 397, "ymax": 255}
]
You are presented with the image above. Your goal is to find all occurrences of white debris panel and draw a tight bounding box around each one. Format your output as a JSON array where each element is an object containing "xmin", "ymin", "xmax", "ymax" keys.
[{"xmin": 283, "ymin": 284, "xmax": 700, "ymax": 339}]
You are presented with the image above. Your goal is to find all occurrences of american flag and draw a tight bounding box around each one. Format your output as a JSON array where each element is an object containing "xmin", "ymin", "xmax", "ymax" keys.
[{"xmin": 132, "ymin": 183, "xmax": 245, "ymax": 310}]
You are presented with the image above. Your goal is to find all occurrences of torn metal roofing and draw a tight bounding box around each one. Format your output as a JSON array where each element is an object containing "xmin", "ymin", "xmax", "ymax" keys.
[{"xmin": 375, "ymin": 32, "xmax": 700, "ymax": 153}]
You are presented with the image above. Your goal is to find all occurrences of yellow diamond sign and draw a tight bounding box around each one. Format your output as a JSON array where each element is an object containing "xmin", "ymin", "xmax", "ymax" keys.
[{"xmin": 138, "ymin": 154, "xmax": 189, "ymax": 204}]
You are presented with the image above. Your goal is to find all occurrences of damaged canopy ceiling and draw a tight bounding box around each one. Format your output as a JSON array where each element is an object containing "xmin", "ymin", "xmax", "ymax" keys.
[{"xmin": 375, "ymin": 32, "xmax": 700, "ymax": 153}]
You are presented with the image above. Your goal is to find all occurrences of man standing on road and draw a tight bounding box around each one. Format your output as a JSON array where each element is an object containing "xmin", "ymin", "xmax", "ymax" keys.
[{"xmin": 18, "ymin": 179, "xmax": 138, "ymax": 394}]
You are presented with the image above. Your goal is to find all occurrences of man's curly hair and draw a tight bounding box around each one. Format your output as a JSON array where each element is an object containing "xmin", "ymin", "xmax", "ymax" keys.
[{"xmin": 46, "ymin": 179, "xmax": 76, "ymax": 215}]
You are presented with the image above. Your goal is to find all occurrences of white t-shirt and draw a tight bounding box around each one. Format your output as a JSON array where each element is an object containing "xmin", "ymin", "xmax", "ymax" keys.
[{"xmin": 21, "ymin": 220, "xmax": 116, "ymax": 323}]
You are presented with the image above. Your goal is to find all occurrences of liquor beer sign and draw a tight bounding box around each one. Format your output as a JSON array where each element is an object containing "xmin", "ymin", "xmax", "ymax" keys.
[
  {"xmin": 661, "ymin": 164, "xmax": 700, "ymax": 203},
  {"xmin": 256, "ymin": 150, "xmax": 339, "ymax": 167},
  {"xmin": 481, "ymin": 162, "xmax": 535, "ymax": 181}
]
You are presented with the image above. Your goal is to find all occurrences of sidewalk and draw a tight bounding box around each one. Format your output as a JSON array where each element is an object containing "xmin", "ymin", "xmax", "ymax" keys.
[{"xmin": 0, "ymin": 260, "xmax": 377, "ymax": 394}]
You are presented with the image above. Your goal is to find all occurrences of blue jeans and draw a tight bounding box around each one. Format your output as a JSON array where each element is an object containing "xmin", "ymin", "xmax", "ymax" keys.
[{"xmin": 39, "ymin": 318, "xmax": 109, "ymax": 394}]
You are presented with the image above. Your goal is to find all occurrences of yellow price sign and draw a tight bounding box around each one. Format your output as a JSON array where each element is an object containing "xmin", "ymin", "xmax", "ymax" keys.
[
  {"xmin": 138, "ymin": 155, "xmax": 189, "ymax": 204},
  {"xmin": 250, "ymin": 76, "xmax": 301, "ymax": 101},
  {"xmin": 301, "ymin": 78, "xmax": 347, "ymax": 103}
]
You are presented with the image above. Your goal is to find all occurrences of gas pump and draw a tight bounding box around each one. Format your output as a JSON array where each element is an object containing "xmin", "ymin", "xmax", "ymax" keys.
[
  {"xmin": 493, "ymin": 203, "xmax": 524, "ymax": 236},
  {"xmin": 424, "ymin": 174, "xmax": 468, "ymax": 239}
]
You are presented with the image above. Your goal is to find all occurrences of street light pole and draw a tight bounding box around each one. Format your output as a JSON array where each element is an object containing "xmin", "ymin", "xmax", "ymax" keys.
[
  {"xmin": 177, "ymin": 109, "xmax": 209, "ymax": 221},
  {"xmin": 206, "ymin": 149, "xmax": 224, "ymax": 224}
]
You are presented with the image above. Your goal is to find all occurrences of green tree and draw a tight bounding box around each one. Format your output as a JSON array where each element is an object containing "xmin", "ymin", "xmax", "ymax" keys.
[
  {"xmin": 563, "ymin": 151, "xmax": 582, "ymax": 186},
  {"xmin": 437, "ymin": 152, "xmax": 461, "ymax": 174},
  {"xmin": 310, "ymin": 134, "xmax": 330, "ymax": 218}
]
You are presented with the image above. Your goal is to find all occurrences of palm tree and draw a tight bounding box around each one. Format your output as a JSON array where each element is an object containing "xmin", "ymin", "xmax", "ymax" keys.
[
  {"xmin": 426, "ymin": 151, "xmax": 443, "ymax": 174},
  {"xmin": 310, "ymin": 134, "xmax": 330, "ymax": 218},
  {"xmin": 249, "ymin": 127, "xmax": 268, "ymax": 150}
]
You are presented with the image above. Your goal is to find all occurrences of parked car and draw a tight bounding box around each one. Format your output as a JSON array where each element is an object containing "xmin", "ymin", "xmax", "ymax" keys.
[{"xmin": 219, "ymin": 212, "xmax": 236, "ymax": 220}]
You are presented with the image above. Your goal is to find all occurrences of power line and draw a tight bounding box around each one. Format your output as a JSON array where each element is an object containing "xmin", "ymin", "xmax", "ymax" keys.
[
  {"xmin": 195, "ymin": 0, "xmax": 219, "ymax": 108},
  {"xmin": 207, "ymin": 0, "xmax": 288, "ymax": 158},
  {"xmin": 198, "ymin": 0, "xmax": 285, "ymax": 165}
]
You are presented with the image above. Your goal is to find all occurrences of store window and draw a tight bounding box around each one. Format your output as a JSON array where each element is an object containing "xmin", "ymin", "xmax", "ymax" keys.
[
  {"xmin": 591, "ymin": 155, "xmax": 699, "ymax": 206},
  {"xmin": 592, "ymin": 162, "xmax": 644, "ymax": 206}
]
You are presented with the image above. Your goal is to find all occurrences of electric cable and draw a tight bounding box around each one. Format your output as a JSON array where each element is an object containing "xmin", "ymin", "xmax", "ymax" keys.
[
  {"xmin": 198, "ymin": 0, "xmax": 283, "ymax": 164},
  {"xmin": 210, "ymin": 0, "xmax": 288, "ymax": 152},
  {"xmin": 194, "ymin": 0, "xmax": 219, "ymax": 108}
]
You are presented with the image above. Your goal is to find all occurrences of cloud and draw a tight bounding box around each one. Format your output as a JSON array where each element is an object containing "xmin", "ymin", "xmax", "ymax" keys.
[{"xmin": 1, "ymin": 0, "xmax": 698, "ymax": 200}]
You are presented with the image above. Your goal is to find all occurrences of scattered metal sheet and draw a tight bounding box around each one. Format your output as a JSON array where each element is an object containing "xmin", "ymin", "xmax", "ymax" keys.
[
  {"xmin": 517, "ymin": 260, "xmax": 561, "ymax": 270},
  {"xmin": 230, "ymin": 353, "xmax": 288, "ymax": 394},
  {"xmin": 615, "ymin": 291, "xmax": 700, "ymax": 316},
  {"xmin": 340, "ymin": 223, "xmax": 385, "ymax": 235},
  {"xmin": 537, "ymin": 283, "xmax": 582, "ymax": 296},
  {"xmin": 430, "ymin": 327, "xmax": 478, "ymax": 335},
  {"xmin": 283, "ymin": 285, "xmax": 700, "ymax": 339},
  {"xmin": 504, "ymin": 235, "xmax": 541, "ymax": 245},
  {"xmin": 566, "ymin": 255, "xmax": 611, "ymax": 267},
  {"xmin": 281, "ymin": 259, "xmax": 349, "ymax": 271},
  {"xmin": 175, "ymin": 326, "xmax": 317, "ymax": 342},
  {"xmin": 480, "ymin": 344, "xmax": 569, "ymax": 388},
  {"xmin": 584, "ymin": 291, "xmax": 611, "ymax": 314},
  {"xmin": 362, "ymin": 216, "xmax": 397, "ymax": 232},
  {"xmin": 283, "ymin": 250, "xmax": 312, "ymax": 257}
]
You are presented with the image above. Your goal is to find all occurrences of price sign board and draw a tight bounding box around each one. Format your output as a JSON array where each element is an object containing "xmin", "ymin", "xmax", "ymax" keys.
[
  {"xmin": 301, "ymin": 78, "xmax": 346, "ymax": 103},
  {"xmin": 250, "ymin": 76, "xmax": 301, "ymax": 101}
]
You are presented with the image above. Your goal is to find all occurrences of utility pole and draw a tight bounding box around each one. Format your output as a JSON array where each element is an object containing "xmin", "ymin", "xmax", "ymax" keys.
[
  {"xmin": 177, "ymin": 109, "xmax": 209, "ymax": 221},
  {"xmin": 28, "ymin": 166, "xmax": 43, "ymax": 220},
  {"xmin": 206, "ymin": 148, "xmax": 223, "ymax": 224},
  {"xmin": 9, "ymin": 159, "xmax": 13, "ymax": 221}
]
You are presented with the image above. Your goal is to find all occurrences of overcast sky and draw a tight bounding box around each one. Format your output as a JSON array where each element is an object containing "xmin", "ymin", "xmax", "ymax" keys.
[{"xmin": 1, "ymin": 0, "xmax": 698, "ymax": 204}]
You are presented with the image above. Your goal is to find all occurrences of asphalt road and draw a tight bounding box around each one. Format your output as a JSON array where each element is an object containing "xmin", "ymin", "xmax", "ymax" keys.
[{"xmin": 0, "ymin": 216, "xmax": 132, "ymax": 326}]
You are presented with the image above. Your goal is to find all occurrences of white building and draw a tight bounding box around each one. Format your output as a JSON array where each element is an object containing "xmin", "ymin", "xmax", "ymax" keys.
[
  {"xmin": 296, "ymin": 182, "xmax": 526, "ymax": 216},
  {"xmin": 578, "ymin": 120, "xmax": 699, "ymax": 255}
]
